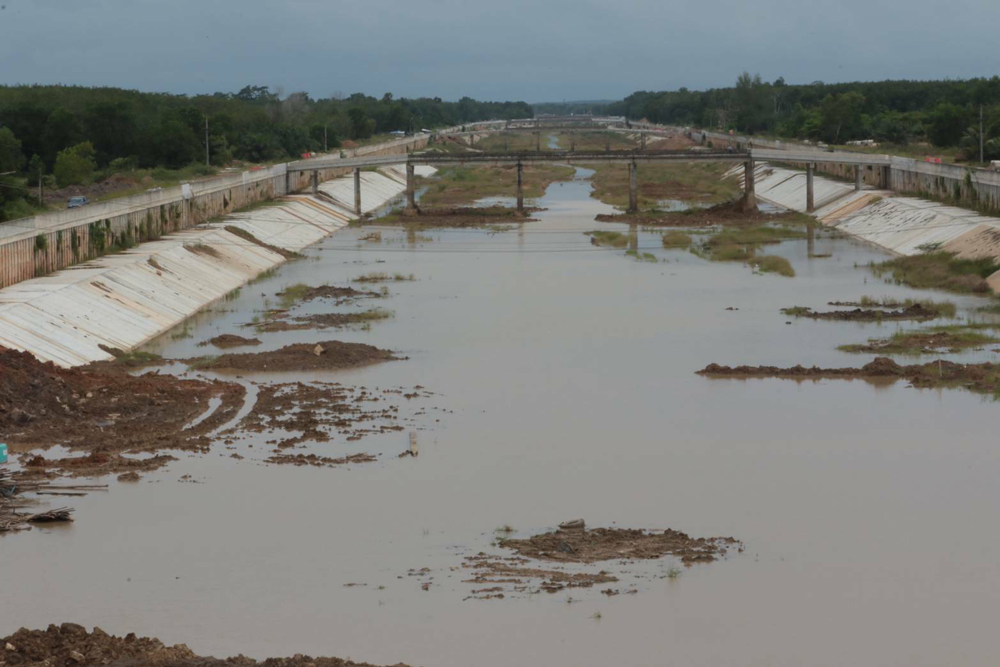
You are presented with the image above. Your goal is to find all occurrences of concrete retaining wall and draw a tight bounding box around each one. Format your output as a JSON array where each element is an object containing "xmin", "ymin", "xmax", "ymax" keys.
[
  {"xmin": 0, "ymin": 134, "xmax": 438, "ymax": 289},
  {"xmin": 696, "ymin": 129, "xmax": 1000, "ymax": 214}
]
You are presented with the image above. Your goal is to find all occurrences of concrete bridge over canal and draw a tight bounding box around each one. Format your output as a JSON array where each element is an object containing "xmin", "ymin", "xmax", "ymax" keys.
[{"xmin": 288, "ymin": 145, "xmax": 893, "ymax": 216}]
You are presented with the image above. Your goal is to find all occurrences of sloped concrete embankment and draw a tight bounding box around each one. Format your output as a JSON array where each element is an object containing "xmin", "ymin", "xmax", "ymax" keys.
[
  {"xmin": 0, "ymin": 167, "xmax": 434, "ymax": 367},
  {"xmin": 724, "ymin": 162, "xmax": 1000, "ymax": 289}
]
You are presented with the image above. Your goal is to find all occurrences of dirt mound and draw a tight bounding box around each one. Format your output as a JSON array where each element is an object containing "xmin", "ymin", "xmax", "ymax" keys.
[
  {"xmin": 698, "ymin": 357, "xmax": 1000, "ymax": 395},
  {"xmin": 0, "ymin": 624, "xmax": 409, "ymax": 667},
  {"xmin": 278, "ymin": 285, "xmax": 381, "ymax": 303},
  {"xmin": 199, "ymin": 334, "xmax": 261, "ymax": 349},
  {"xmin": 501, "ymin": 524, "xmax": 740, "ymax": 565},
  {"xmin": 0, "ymin": 348, "xmax": 243, "ymax": 477},
  {"xmin": 782, "ymin": 304, "xmax": 941, "ymax": 321},
  {"xmin": 193, "ymin": 340, "xmax": 400, "ymax": 372}
]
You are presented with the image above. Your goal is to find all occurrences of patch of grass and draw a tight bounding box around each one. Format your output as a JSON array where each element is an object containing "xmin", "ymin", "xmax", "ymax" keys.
[
  {"xmin": 707, "ymin": 245, "xmax": 751, "ymax": 261},
  {"xmin": 850, "ymin": 296, "xmax": 958, "ymax": 317},
  {"xmin": 495, "ymin": 524, "xmax": 515, "ymax": 534},
  {"xmin": 871, "ymin": 251, "xmax": 1000, "ymax": 294},
  {"xmin": 415, "ymin": 163, "xmax": 574, "ymax": 207},
  {"xmin": 705, "ymin": 225, "xmax": 806, "ymax": 247},
  {"xmin": 354, "ymin": 272, "xmax": 416, "ymax": 283},
  {"xmin": 589, "ymin": 161, "xmax": 740, "ymax": 211},
  {"xmin": 184, "ymin": 243, "xmax": 221, "ymax": 259},
  {"xmin": 625, "ymin": 249, "xmax": 658, "ymax": 262},
  {"xmin": 586, "ymin": 231, "xmax": 629, "ymax": 248},
  {"xmin": 838, "ymin": 327, "xmax": 1000, "ymax": 355},
  {"xmin": 248, "ymin": 267, "xmax": 279, "ymax": 285},
  {"xmin": 781, "ymin": 306, "xmax": 811, "ymax": 316},
  {"xmin": 753, "ymin": 255, "xmax": 795, "ymax": 277},
  {"xmin": 661, "ymin": 231, "xmax": 692, "ymax": 248},
  {"xmin": 666, "ymin": 567, "xmax": 682, "ymax": 579},
  {"xmin": 277, "ymin": 283, "xmax": 311, "ymax": 307}
]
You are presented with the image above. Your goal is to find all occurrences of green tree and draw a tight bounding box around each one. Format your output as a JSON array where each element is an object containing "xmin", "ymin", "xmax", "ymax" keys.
[
  {"xmin": 819, "ymin": 92, "xmax": 866, "ymax": 143},
  {"xmin": 927, "ymin": 103, "xmax": 970, "ymax": 147},
  {"xmin": 0, "ymin": 126, "xmax": 25, "ymax": 172},
  {"xmin": 53, "ymin": 142, "xmax": 97, "ymax": 187}
]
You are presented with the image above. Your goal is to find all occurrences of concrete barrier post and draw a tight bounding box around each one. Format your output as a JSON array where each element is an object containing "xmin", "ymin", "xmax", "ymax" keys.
[
  {"xmin": 406, "ymin": 163, "xmax": 416, "ymax": 211},
  {"xmin": 354, "ymin": 168, "xmax": 362, "ymax": 215},
  {"xmin": 806, "ymin": 163, "xmax": 815, "ymax": 213},
  {"xmin": 742, "ymin": 160, "xmax": 757, "ymax": 213},
  {"xmin": 516, "ymin": 161, "xmax": 524, "ymax": 212},
  {"xmin": 855, "ymin": 165, "xmax": 863, "ymax": 191},
  {"xmin": 628, "ymin": 160, "xmax": 638, "ymax": 213},
  {"xmin": 311, "ymin": 170, "xmax": 318, "ymax": 196}
]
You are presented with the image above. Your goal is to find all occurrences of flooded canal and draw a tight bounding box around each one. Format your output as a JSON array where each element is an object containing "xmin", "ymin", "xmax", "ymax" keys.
[{"xmin": 5, "ymin": 167, "xmax": 1000, "ymax": 666}]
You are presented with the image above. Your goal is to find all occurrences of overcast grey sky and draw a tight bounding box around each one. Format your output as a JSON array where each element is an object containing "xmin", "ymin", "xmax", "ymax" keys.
[{"xmin": 1, "ymin": 0, "xmax": 998, "ymax": 102}]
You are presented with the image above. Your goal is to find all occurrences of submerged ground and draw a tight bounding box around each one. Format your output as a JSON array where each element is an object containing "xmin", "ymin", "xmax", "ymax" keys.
[{"xmin": 4, "ymin": 159, "xmax": 1000, "ymax": 666}]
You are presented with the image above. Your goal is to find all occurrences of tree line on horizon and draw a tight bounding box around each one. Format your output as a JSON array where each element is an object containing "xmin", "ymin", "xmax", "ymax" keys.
[
  {"xmin": 0, "ymin": 84, "xmax": 532, "ymax": 221},
  {"xmin": 539, "ymin": 74, "xmax": 1000, "ymax": 160}
]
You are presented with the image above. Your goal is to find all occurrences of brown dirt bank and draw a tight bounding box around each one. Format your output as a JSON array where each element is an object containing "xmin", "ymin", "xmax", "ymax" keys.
[
  {"xmin": 839, "ymin": 331, "xmax": 1000, "ymax": 355},
  {"xmin": 0, "ymin": 624, "xmax": 409, "ymax": 667},
  {"xmin": 192, "ymin": 341, "xmax": 400, "ymax": 372},
  {"xmin": 697, "ymin": 357, "xmax": 1000, "ymax": 395},
  {"xmin": 501, "ymin": 523, "xmax": 741, "ymax": 566},
  {"xmin": 0, "ymin": 347, "xmax": 243, "ymax": 478}
]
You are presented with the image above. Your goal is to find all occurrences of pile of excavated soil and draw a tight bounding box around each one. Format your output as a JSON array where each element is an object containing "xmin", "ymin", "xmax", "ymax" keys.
[
  {"xmin": 0, "ymin": 624, "xmax": 409, "ymax": 667},
  {"xmin": 199, "ymin": 334, "xmax": 262, "ymax": 348},
  {"xmin": 783, "ymin": 304, "xmax": 941, "ymax": 321},
  {"xmin": 697, "ymin": 357, "xmax": 1000, "ymax": 395},
  {"xmin": 0, "ymin": 347, "xmax": 243, "ymax": 477},
  {"xmin": 501, "ymin": 523, "xmax": 741, "ymax": 565},
  {"xmin": 193, "ymin": 341, "xmax": 400, "ymax": 372}
]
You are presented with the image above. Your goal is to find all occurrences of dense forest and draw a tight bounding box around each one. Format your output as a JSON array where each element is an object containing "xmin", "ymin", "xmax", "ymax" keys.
[
  {"xmin": 540, "ymin": 75, "xmax": 1000, "ymax": 160},
  {"xmin": 0, "ymin": 85, "xmax": 531, "ymax": 221}
]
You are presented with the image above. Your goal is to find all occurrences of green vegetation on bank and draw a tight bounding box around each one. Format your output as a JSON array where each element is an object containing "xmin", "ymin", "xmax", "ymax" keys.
[
  {"xmin": 588, "ymin": 162, "xmax": 739, "ymax": 211},
  {"xmin": 871, "ymin": 252, "xmax": 1000, "ymax": 294},
  {"xmin": 539, "ymin": 74, "xmax": 1000, "ymax": 162},
  {"xmin": 0, "ymin": 84, "xmax": 533, "ymax": 221}
]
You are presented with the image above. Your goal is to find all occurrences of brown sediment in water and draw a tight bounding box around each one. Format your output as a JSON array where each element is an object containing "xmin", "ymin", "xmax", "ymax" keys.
[
  {"xmin": 0, "ymin": 347, "xmax": 244, "ymax": 479},
  {"xmin": 199, "ymin": 334, "xmax": 262, "ymax": 349},
  {"xmin": 782, "ymin": 304, "xmax": 941, "ymax": 321},
  {"xmin": 697, "ymin": 357, "xmax": 1000, "ymax": 395},
  {"xmin": 191, "ymin": 340, "xmax": 401, "ymax": 372},
  {"xmin": 0, "ymin": 624, "xmax": 410, "ymax": 667}
]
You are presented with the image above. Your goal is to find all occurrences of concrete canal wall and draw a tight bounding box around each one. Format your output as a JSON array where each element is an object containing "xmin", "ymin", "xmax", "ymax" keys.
[
  {"xmin": 0, "ymin": 135, "xmax": 438, "ymax": 289},
  {"xmin": 0, "ymin": 166, "xmax": 436, "ymax": 367},
  {"xmin": 697, "ymin": 129, "xmax": 1000, "ymax": 214}
]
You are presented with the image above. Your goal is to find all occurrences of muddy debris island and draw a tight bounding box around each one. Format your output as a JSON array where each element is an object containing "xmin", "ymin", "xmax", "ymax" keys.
[
  {"xmin": 463, "ymin": 520, "xmax": 742, "ymax": 600},
  {"xmin": 0, "ymin": 624, "xmax": 411, "ymax": 667}
]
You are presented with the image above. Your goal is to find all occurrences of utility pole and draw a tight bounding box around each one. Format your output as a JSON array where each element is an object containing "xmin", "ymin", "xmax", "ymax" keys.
[{"xmin": 205, "ymin": 117, "xmax": 210, "ymax": 167}]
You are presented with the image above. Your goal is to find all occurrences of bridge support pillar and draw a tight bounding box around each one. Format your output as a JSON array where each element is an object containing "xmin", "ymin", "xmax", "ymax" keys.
[
  {"xmin": 742, "ymin": 160, "xmax": 757, "ymax": 213},
  {"xmin": 354, "ymin": 168, "xmax": 362, "ymax": 215},
  {"xmin": 405, "ymin": 163, "xmax": 416, "ymax": 212},
  {"xmin": 806, "ymin": 163, "xmax": 815, "ymax": 213},
  {"xmin": 504, "ymin": 132, "xmax": 509, "ymax": 152},
  {"xmin": 605, "ymin": 136, "xmax": 610, "ymax": 153},
  {"xmin": 855, "ymin": 165, "xmax": 863, "ymax": 190},
  {"xmin": 628, "ymin": 160, "xmax": 638, "ymax": 213},
  {"xmin": 311, "ymin": 170, "xmax": 318, "ymax": 196},
  {"xmin": 516, "ymin": 162, "xmax": 524, "ymax": 213},
  {"xmin": 536, "ymin": 132, "xmax": 541, "ymax": 152},
  {"xmin": 571, "ymin": 132, "xmax": 576, "ymax": 152},
  {"xmin": 641, "ymin": 134, "xmax": 646, "ymax": 150}
]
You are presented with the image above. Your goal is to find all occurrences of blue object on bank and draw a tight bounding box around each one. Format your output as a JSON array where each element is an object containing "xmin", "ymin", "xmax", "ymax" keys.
[{"xmin": 0, "ymin": 443, "xmax": 7, "ymax": 464}]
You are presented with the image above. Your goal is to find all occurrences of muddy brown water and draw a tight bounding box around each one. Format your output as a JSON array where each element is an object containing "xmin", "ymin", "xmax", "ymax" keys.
[{"xmin": 5, "ymin": 168, "xmax": 1000, "ymax": 666}]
